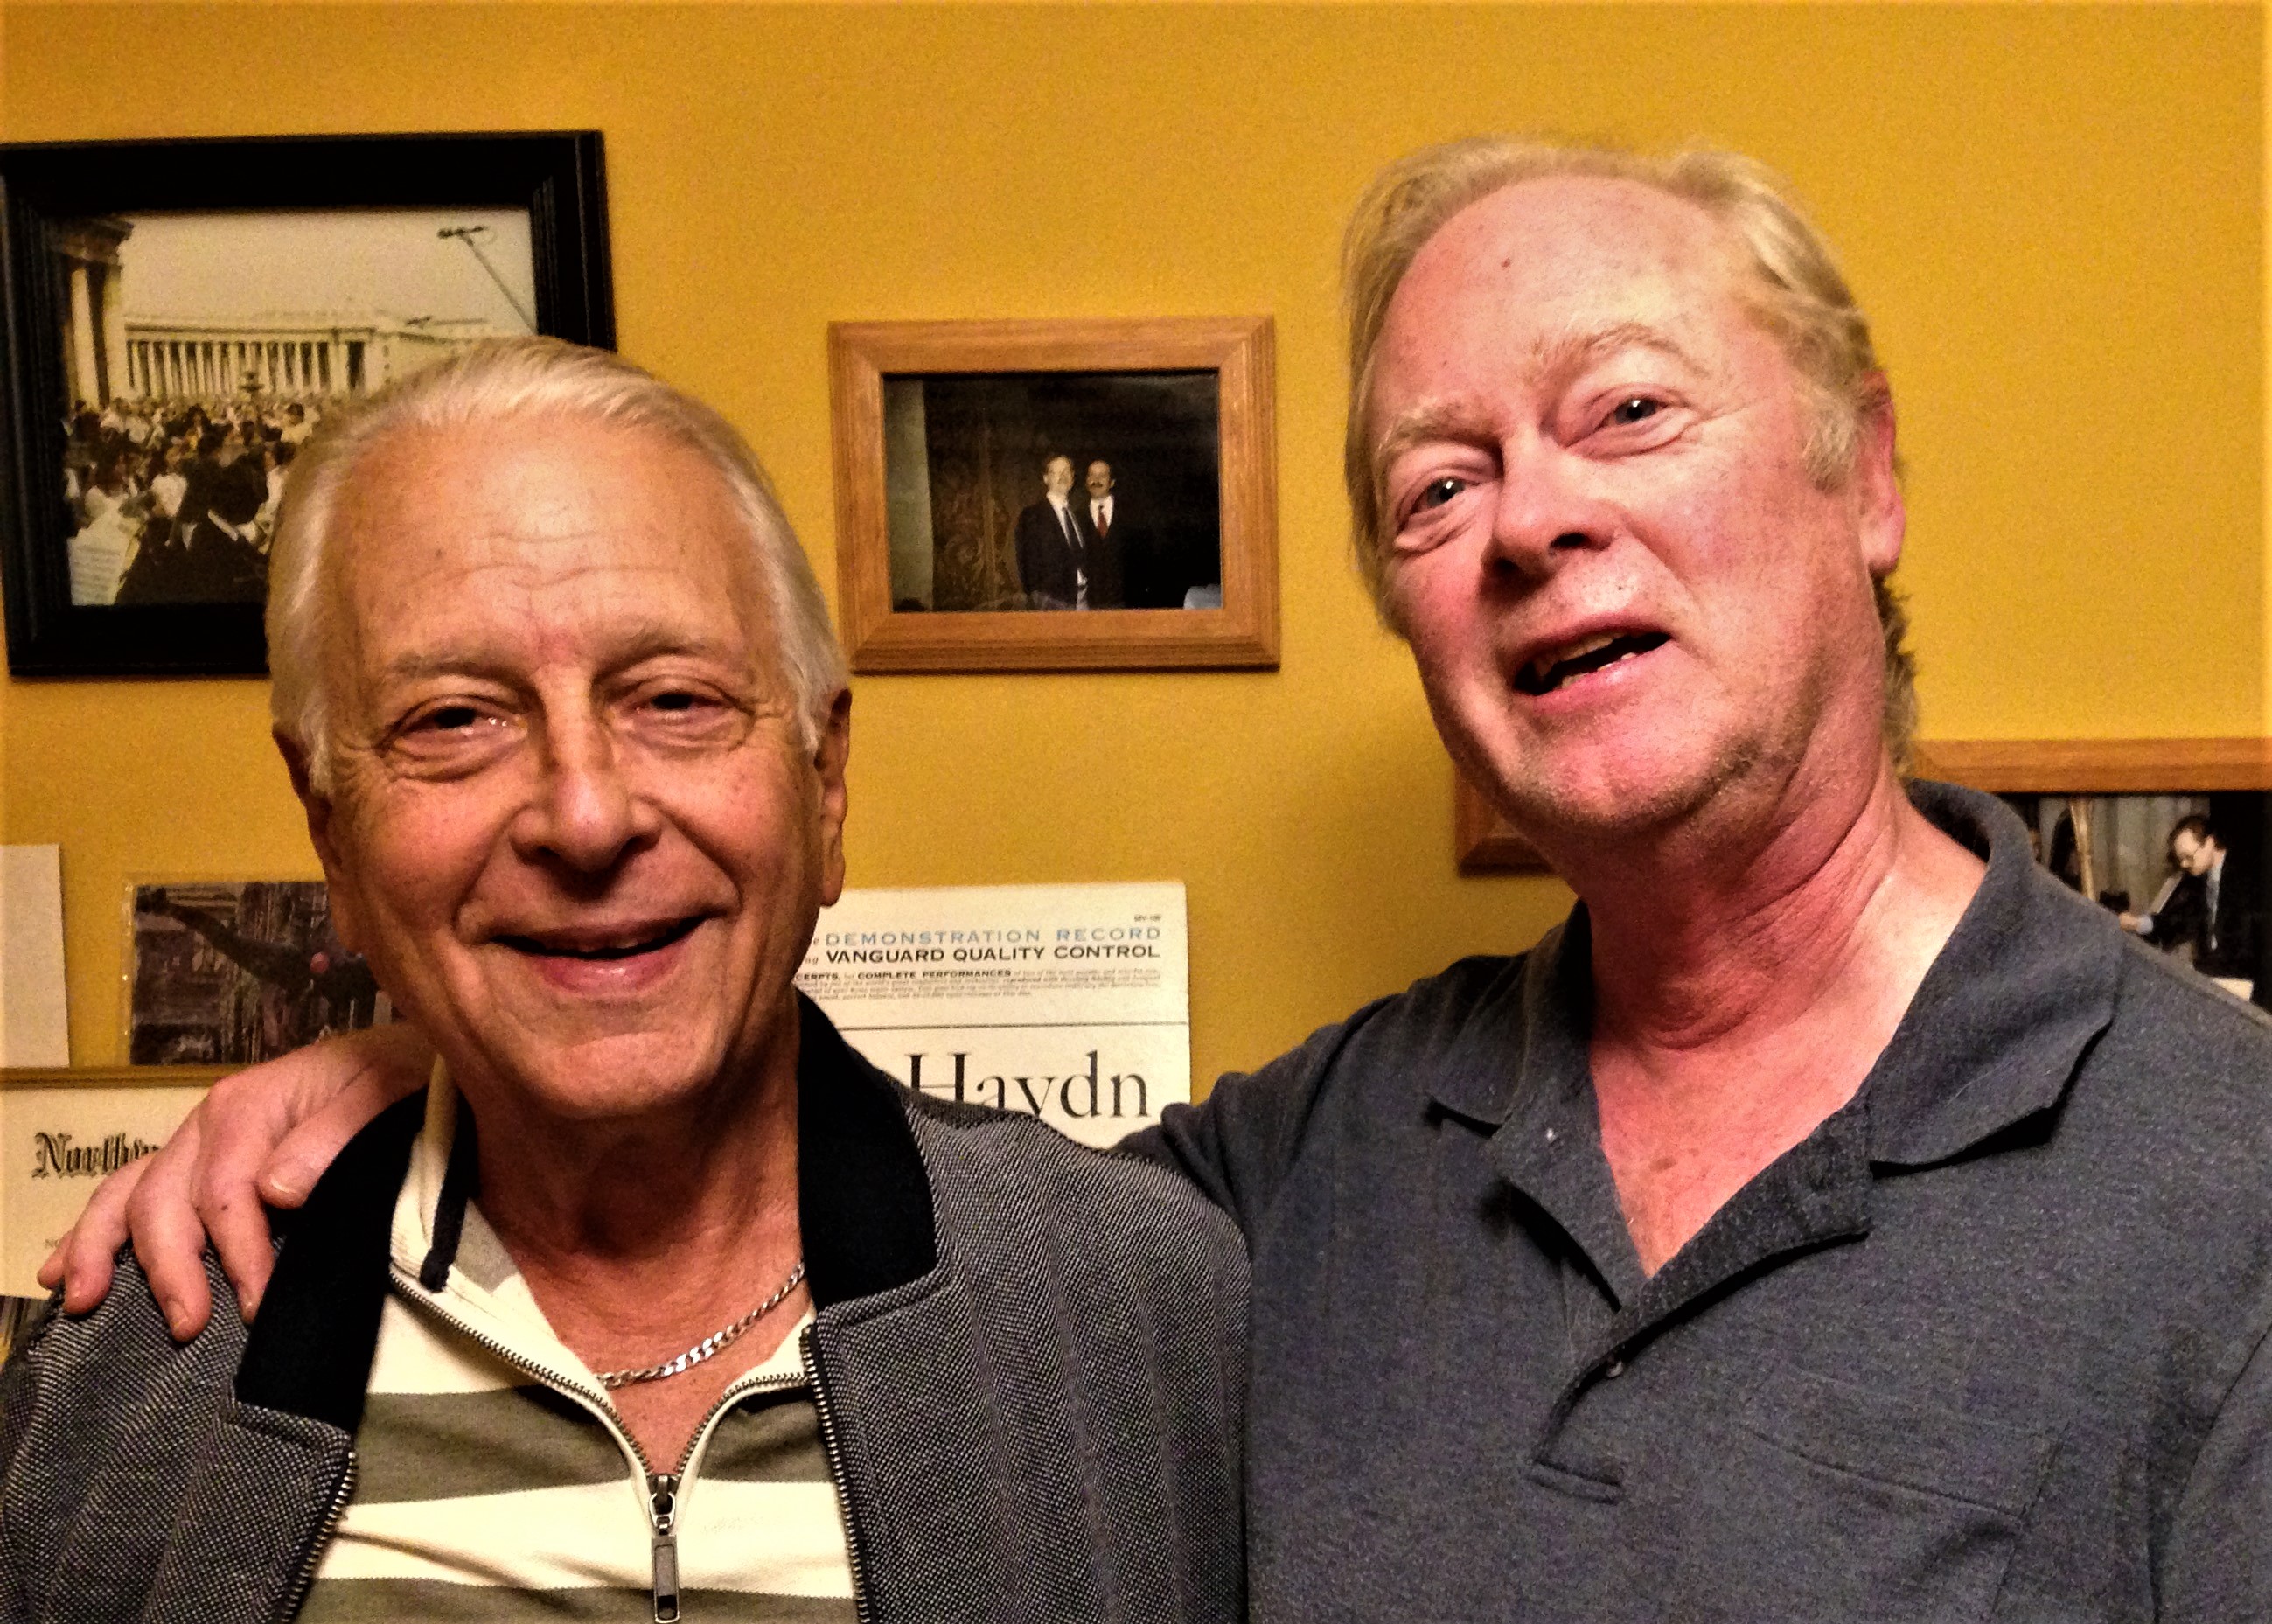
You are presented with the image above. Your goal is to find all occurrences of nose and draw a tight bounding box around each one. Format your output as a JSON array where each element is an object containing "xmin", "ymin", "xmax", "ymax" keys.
[
  {"xmin": 1484, "ymin": 440, "xmax": 1610, "ymax": 582},
  {"xmin": 511, "ymin": 705, "xmax": 660, "ymax": 874}
]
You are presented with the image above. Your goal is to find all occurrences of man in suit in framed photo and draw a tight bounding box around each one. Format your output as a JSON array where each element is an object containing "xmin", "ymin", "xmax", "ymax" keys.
[
  {"xmin": 1083, "ymin": 459, "xmax": 1182, "ymax": 610},
  {"xmin": 1013, "ymin": 453, "xmax": 1096, "ymax": 610}
]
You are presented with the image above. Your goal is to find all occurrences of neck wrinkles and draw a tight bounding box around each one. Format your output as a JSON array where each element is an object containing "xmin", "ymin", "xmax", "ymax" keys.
[{"xmin": 1572, "ymin": 756, "xmax": 1951, "ymax": 1056}]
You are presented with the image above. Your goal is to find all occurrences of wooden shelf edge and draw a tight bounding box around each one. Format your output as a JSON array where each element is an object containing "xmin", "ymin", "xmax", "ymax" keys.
[
  {"xmin": 1, "ymin": 1066, "xmax": 227, "ymax": 1090},
  {"xmin": 1912, "ymin": 738, "xmax": 2272, "ymax": 793}
]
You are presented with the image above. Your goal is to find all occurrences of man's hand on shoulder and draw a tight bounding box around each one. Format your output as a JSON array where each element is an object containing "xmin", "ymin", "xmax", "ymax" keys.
[{"xmin": 37, "ymin": 1023, "xmax": 434, "ymax": 1339}]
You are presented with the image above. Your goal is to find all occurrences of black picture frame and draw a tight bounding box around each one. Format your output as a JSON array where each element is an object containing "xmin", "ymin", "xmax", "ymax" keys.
[{"xmin": 0, "ymin": 131, "xmax": 613, "ymax": 677}]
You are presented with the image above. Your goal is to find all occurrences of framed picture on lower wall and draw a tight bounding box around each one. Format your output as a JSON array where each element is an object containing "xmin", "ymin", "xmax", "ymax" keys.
[
  {"xmin": 1456, "ymin": 739, "xmax": 2272, "ymax": 1010},
  {"xmin": 0, "ymin": 1065, "xmax": 220, "ymax": 1297},
  {"xmin": 122, "ymin": 879, "xmax": 394, "ymax": 1066},
  {"xmin": 1914, "ymin": 738, "xmax": 2272, "ymax": 1010}
]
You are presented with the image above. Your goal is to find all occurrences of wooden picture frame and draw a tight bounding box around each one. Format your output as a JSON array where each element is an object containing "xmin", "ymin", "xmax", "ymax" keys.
[
  {"xmin": 828, "ymin": 317, "xmax": 1279, "ymax": 673},
  {"xmin": 0, "ymin": 131, "xmax": 613, "ymax": 677},
  {"xmin": 1909, "ymin": 737, "xmax": 2272, "ymax": 792},
  {"xmin": 1454, "ymin": 772, "xmax": 1551, "ymax": 874},
  {"xmin": 1454, "ymin": 738, "xmax": 2272, "ymax": 872}
]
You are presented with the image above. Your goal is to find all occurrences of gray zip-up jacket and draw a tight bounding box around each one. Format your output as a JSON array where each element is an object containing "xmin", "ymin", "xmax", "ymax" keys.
[{"xmin": 0, "ymin": 998, "xmax": 1248, "ymax": 1623}]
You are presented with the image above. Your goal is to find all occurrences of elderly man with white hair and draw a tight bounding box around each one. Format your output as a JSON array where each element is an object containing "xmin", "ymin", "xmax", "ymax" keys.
[{"xmin": 0, "ymin": 338, "xmax": 1246, "ymax": 1624}]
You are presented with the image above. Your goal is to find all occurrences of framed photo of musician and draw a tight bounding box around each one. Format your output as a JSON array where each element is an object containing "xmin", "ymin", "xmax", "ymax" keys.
[
  {"xmin": 1899, "ymin": 737, "xmax": 2272, "ymax": 1012},
  {"xmin": 828, "ymin": 316, "xmax": 1279, "ymax": 673},
  {"xmin": 1458, "ymin": 738, "xmax": 2272, "ymax": 1013},
  {"xmin": 0, "ymin": 131, "xmax": 613, "ymax": 677}
]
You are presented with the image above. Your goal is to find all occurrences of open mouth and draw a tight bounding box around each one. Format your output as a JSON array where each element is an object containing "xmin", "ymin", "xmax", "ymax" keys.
[
  {"xmin": 497, "ymin": 917, "xmax": 703, "ymax": 962},
  {"xmin": 1513, "ymin": 631, "xmax": 1670, "ymax": 697}
]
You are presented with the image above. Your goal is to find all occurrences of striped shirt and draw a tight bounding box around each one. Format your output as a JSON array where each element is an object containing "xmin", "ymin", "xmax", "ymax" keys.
[{"xmin": 297, "ymin": 1081, "xmax": 857, "ymax": 1621}]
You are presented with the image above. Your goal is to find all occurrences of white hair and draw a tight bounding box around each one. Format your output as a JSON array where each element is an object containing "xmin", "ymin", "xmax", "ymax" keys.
[{"xmin": 266, "ymin": 338, "xmax": 848, "ymax": 792}]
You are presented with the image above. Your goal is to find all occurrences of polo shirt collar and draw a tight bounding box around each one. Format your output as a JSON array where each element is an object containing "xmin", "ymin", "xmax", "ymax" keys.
[
  {"xmin": 1860, "ymin": 780, "xmax": 2122, "ymax": 1166},
  {"xmin": 1428, "ymin": 779, "xmax": 2122, "ymax": 1168}
]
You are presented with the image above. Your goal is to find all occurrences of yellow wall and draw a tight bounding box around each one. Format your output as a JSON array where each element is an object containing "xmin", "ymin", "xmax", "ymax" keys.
[{"xmin": 1, "ymin": 3, "xmax": 2260, "ymax": 1082}]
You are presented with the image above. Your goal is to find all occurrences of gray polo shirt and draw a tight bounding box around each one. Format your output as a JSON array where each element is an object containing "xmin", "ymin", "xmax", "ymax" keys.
[{"xmin": 1143, "ymin": 783, "xmax": 2272, "ymax": 1621}]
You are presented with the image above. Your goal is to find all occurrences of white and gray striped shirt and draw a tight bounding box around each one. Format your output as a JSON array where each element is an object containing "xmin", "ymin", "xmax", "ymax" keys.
[{"xmin": 298, "ymin": 1081, "xmax": 857, "ymax": 1621}]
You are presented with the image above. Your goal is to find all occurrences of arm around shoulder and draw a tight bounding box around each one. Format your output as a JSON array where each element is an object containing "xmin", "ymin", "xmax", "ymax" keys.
[{"xmin": 1119, "ymin": 997, "xmax": 1394, "ymax": 1238}]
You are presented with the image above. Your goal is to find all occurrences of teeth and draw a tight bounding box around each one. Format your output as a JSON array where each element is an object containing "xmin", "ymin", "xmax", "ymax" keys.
[
  {"xmin": 1529, "ymin": 633, "xmax": 1617, "ymax": 682},
  {"xmin": 502, "ymin": 918, "xmax": 700, "ymax": 960}
]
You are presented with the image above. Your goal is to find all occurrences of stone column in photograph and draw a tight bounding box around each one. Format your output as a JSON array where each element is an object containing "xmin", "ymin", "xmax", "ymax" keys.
[
  {"xmin": 52, "ymin": 217, "xmax": 134, "ymax": 407},
  {"xmin": 101, "ymin": 270, "xmax": 133, "ymax": 401}
]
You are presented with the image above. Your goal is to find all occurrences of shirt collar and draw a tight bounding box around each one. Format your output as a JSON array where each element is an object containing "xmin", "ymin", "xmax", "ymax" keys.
[
  {"xmin": 1427, "ymin": 779, "xmax": 2122, "ymax": 1169},
  {"xmin": 408, "ymin": 994, "xmax": 939, "ymax": 1313}
]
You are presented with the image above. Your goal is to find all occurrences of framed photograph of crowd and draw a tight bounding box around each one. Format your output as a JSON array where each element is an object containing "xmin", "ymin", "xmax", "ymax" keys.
[
  {"xmin": 828, "ymin": 317, "xmax": 1279, "ymax": 673},
  {"xmin": 0, "ymin": 131, "xmax": 613, "ymax": 677}
]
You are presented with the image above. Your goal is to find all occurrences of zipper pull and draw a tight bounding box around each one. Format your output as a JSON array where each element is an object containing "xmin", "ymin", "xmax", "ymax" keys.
[{"xmin": 648, "ymin": 1472, "xmax": 680, "ymax": 1623}]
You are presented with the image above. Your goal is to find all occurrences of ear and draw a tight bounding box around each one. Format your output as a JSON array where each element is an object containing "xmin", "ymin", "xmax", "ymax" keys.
[
  {"xmin": 812, "ymin": 689, "xmax": 853, "ymax": 909},
  {"xmin": 276, "ymin": 729, "xmax": 364, "ymax": 953},
  {"xmin": 1851, "ymin": 378, "xmax": 1906, "ymax": 578}
]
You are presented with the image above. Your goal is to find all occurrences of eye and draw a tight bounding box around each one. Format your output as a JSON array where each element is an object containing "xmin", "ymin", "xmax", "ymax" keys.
[
  {"xmin": 624, "ymin": 678, "xmax": 755, "ymax": 748},
  {"xmin": 1608, "ymin": 396, "xmax": 1662, "ymax": 426},
  {"xmin": 383, "ymin": 696, "xmax": 519, "ymax": 776},
  {"xmin": 1413, "ymin": 476, "xmax": 1467, "ymax": 513},
  {"xmin": 403, "ymin": 700, "xmax": 499, "ymax": 736}
]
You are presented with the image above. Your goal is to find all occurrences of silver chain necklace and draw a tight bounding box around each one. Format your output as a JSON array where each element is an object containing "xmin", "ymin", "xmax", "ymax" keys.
[{"xmin": 596, "ymin": 1259, "xmax": 807, "ymax": 1390}]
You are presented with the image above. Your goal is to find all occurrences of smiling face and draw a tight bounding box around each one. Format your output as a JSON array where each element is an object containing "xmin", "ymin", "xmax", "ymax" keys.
[
  {"xmin": 297, "ymin": 413, "xmax": 847, "ymax": 1125},
  {"xmin": 1044, "ymin": 456, "xmax": 1075, "ymax": 498},
  {"xmin": 1367, "ymin": 176, "xmax": 1903, "ymax": 847}
]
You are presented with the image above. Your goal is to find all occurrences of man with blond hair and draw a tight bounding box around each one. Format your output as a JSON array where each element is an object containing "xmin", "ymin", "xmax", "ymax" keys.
[{"xmin": 50, "ymin": 142, "xmax": 2272, "ymax": 1618}]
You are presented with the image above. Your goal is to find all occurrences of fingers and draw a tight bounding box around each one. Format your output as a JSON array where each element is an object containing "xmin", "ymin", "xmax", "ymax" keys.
[
  {"xmin": 39, "ymin": 1154, "xmax": 152, "ymax": 1313},
  {"xmin": 256, "ymin": 1024, "xmax": 432, "ymax": 1209},
  {"xmin": 186, "ymin": 1057, "xmax": 325, "ymax": 1323},
  {"xmin": 121, "ymin": 1114, "xmax": 220, "ymax": 1339},
  {"xmin": 41, "ymin": 1024, "xmax": 434, "ymax": 1340}
]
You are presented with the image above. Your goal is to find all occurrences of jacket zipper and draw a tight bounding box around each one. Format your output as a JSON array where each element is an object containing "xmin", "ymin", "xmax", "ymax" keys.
[
  {"xmin": 388, "ymin": 1266, "xmax": 800, "ymax": 1624},
  {"xmin": 271, "ymin": 1455, "xmax": 358, "ymax": 1624},
  {"xmin": 646, "ymin": 1471, "xmax": 680, "ymax": 1622},
  {"xmin": 802, "ymin": 1324, "xmax": 878, "ymax": 1624}
]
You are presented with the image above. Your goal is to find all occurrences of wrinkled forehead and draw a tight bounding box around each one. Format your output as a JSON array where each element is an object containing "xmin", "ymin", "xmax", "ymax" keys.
[{"xmin": 324, "ymin": 415, "xmax": 774, "ymax": 666}]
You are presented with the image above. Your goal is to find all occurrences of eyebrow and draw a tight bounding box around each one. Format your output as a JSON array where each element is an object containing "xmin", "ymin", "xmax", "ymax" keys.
[
  {"xmin": 1369, "ymin": 321, "xmax": 1704, "ymax": 476},
  {"xmin": 370, "ymin": 621, "xmax": 759, "ymax": 692}
]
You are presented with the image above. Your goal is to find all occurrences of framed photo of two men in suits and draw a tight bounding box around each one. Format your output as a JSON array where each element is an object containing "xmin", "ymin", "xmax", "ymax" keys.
[{"xmin": 828, "ymin": 316, "xmax": 1279, "ymax": 673}]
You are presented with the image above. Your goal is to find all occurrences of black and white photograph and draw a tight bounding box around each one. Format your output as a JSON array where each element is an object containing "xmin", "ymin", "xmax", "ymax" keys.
[
  {"xmin": 2004, "ymin": 791, "xmax": 2272, "ymax": 1007},
  {"xmin": 883, "ymin": 370, "xmax": 1224, "ymax": 614},
  {"xmin": 0, "ymin": 131, "xmax": 613, "ymax": 677},
  {"xmin": 125, "ymin": 880, "xmax": 390, "ymax": 1066},
  {"xmin": 59, "ymin": 206, "xmax": 536, "ymax": 610}
]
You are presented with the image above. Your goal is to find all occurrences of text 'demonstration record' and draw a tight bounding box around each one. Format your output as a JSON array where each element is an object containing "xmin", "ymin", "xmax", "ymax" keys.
[{"xmin": 797, "ymin": 882, "xmax": 1188, "ymax": 1149}]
